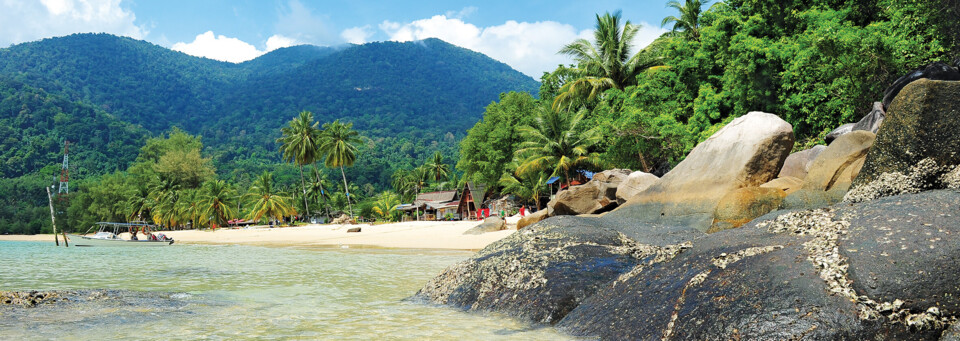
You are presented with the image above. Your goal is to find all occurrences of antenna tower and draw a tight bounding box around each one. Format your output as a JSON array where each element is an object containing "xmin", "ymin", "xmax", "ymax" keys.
[{"xmin": 58, "ymin": 141, "xmax": 69, "ymax": 198}]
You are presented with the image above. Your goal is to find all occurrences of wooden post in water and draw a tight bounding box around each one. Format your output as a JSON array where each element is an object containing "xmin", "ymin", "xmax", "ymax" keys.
[
  {"xmin": 62, "ymin": 229, "xmax": 69, "ymax": 247},
  {"xmin": 45, "ymin": 187, "xmax": 60, "ymax": 246}
]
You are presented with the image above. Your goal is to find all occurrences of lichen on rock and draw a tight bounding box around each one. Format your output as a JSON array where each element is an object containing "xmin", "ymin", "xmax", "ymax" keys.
[{"xmin": 844, "ymin": 158, "xmax": 952, "ymax": 203}]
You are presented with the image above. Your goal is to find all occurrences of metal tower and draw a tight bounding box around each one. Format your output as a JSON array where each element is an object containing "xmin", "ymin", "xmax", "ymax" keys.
[{"xmin": 58, "ymin": 141, "xmax": 69, "ymax": 196}]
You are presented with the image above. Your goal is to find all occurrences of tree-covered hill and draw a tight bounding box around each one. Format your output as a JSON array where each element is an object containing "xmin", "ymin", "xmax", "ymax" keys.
[{"xmin": 0, "ymin": 33, "xmax": 540, "ymax": 186}]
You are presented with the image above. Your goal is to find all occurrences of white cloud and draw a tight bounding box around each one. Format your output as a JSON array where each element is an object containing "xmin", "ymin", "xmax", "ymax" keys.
[
  {"xmin": 0, "ymin": 0, "xmax": 147, "ymax": 47},
  {"xmin": 172, "ymin": 32, "xmax": 299, "ymax": 63},
  {"xmin": 273, "ymin": 0, "xmax": 335, "ymax": 46},
  {"xmin": 265, "ymin": 34, "xmax": 297, "ymax": 51},
  {"xmin": 379, "ymin": 15, "xmax": 669, "ymax": 78},
  {"xmin": 340, "ymin": 26, "xmax": 373, "ymax": 45}
]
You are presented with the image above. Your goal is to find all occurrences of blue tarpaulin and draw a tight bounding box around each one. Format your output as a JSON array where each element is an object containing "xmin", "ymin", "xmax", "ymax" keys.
[{"xmin": 546, "ymin": 176, "xmax": 561, "ymax": 184}]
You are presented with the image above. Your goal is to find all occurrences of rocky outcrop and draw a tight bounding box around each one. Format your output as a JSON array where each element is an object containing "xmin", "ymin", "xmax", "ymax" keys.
[
  {"xmin": 852, "ymin": 102, "xmax": 886, "ymax": 133},
  {"xmin": 463, "ymin": 216, "xmax": 506, "ymax": 235},
  {"xmin": 760, "ymin": 176, "xmax": 803, "ymax": 195},
  {"xmin": 547, "ymin": 169, "xmax": 632, "ymax": 216},
  {"xmin": 882, "ymin": 62, "xmax": 960, "ymax": 110},
  {"xmin": 614, "ymin": 171, "xmax": 659, "ymax": 203},
  {"xmin": 802, "ymin": 130, "xmax": 875, "ymax": 192},
  {"xmin": 591, "ymin": 169, "xmax": 632, "ymax": 200},
  {"xmin": 778, "ymin": 145, "xmax": 826, "ymax": 179},
  {"xmin": 618, "ymin": 112, "xmax": 794, "ymax": 232},
  {"xmin": 825, "ymin": 123, "xmax": 855, "ymax": 144},
  {"xmin": 331, "ymin": 214, "xmax": 355, "ymax": 224},
  {"xmin": 419, "ymin": 191, "xmax": 960, "ymax": 339},
  {"xmin": 708, "ymin": 187, "xmax": 785, "ymax": 233},
  {"xmin": 517, "ymin": 210, "xmax": 548, "ymax": 229},
  {"xmin": 854, "ymin": 79, "xmax": 960, "ymax": 188}
]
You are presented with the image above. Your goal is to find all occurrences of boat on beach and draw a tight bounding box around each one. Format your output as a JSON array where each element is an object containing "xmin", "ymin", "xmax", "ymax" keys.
[{"xmin": 67, "ymin": 222, "xmax": 174, "ymax": 247}]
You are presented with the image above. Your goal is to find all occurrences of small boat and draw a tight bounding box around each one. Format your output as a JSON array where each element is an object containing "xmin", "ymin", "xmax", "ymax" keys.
[{"xmin": 67, "ymin": 222, "xmax": 174, "ymax": 247}]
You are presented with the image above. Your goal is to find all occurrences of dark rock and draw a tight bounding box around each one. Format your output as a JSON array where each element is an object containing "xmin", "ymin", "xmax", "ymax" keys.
[
  {"xmin": 782, "ymin": 188, "xmax": 846, "ymax": 210},
  {"xmin": 463, "ymin": 216, "xmax": 505, "ymax": 235},
  {"xmin": 942, "ymin": 321, "xmax": 960, "ymax": 341},
  {"xmin": 882, "ymin": 62, "xmax": 960, "ymax": 111},
  {"xmin": 826, "ymin": 123, "xmax": 855, "ymax": 145},
  {"xmin": 838, "ymin": 190, "xmax": 960, "ymax": 318},
  {"xmin": 346, "ymin": 227, "xmax": 361, "ymax": 233},
  {"xmin": 854, "ymin": 79, "xmax": 960, "ymax": 188}
]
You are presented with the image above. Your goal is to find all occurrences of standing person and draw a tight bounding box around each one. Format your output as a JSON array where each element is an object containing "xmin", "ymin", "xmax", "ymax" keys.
[{"xmin": 520, "ymin": 206, "xmax": 526, "ymax": 217}]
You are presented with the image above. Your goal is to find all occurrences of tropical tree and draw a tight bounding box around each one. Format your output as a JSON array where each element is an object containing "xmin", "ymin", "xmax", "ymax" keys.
[
  {"xmin": 149, "ymin": 177, "xmax": 181, "ymax": 229},
  {"xmin": 175, "ymin": 189, "xmax": 202, "ymax": 229},
  {"xmin": 277, "ymin": 111, "xmax": 321, "ymax": 219},
  {"xmin": 245, "ymin": 171, "xmax": 295, "ymax": 224},
  {"xmin": 200, "ymin": 179, "xmax": 236, "ymax": 229},
  {"xmin": 661, "ymin": 0, "xmax": 708, "ymax": 40},
  {"xmin": 425, "ymin": 151, "xmax": 450, "ymax": 186},
  {"xmin": 391, "ymin": 168, "xmax": 415, "ymax": 202},
  {"xmin": 554, "ymin": 10, "xmax": 660, "ymax": 110},
  {"xmin": 371, "ymin": 191, "xmax": 401, "ymax": 221},
  {"xmin": 499, "ymin": 162, "xmax": 549, "ymax": 210},
  {"xmin": 127, "ymin": 182, "xmax": 153, "ymax": 222},
  {"xmin": 308, "ymin": 168, "xmax": 333, "ymax": 219},
  {"xmin": 318, "ymin": 120, "xmax": 361, "ymax": 218},
  {"xmin": 515, "ymin": 108, "xmax": 602, "ymax": 189}
]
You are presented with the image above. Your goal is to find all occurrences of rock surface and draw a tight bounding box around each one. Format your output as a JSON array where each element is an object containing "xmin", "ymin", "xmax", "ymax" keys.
[
  {"xmin": 517, "ymin": 210, "xmax": 548, "ymax": 229},
  {"xmin": 778, "ymin": 145, "xmax": 826, "ymax": 179},
  {"xmin": 708, "ymin": 187, "xmax": 784, "ymax": 233},
  {"xmin": 419, "ymin": 191, "xmax": 960, "ymax": 339},
  {"xmin": 463, "ymin": 216, "xmax": 506, "ymax": 235},
  {"xmin": 852, "ymin": 102, "xmax": 886, "ymax": 134},
  {"xmin": 547, "ymin": 181, "xmax": 604, "ymax": 216},
  {"xmin": 825, "ymin": 123, "xmax": 855, "ymax": 144},
  {"xmin": 882, "ymin": 62, "xmax": 960, "ymax": 110},
  {"xmin": 618, "ymin": 112, "xmax": 794, "ymax": 232},
  {"xmin": 855, "ymin": 79, "xmax": 960, "ymax": 188},
  {"xmin": 331, "ymin": 214, "xmax": 355, "ymax": 224},
  {"xmin": 760, "ymin": 176, "xmax": 803, "ymax": 195},
  {"xmin": 802, "ymin": 130, "xmax": 874, "ymax": 192},
  {"xmin": 614, "ymin": 171, "xmax": 659, "ymax": 204}
]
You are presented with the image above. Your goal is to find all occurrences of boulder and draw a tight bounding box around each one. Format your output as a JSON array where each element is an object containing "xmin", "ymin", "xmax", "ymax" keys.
[
  {"xmin": 614, "ymin": 171, "xmax": 659, "ymax": 204},
  {"xmin": 708, "ymin": 187, "xmax": 785, "ymax": 233},
  {"xmin": 331, "ymin": 214, "xmax": 355, "ymax": 225},
  {"xmin": 346, "ymin": 227, "xmax": 361, "ymax": 233},
  {"xmin": 802, "ymin": 130, "xmax": 874, "ymax": 192},
  {"xmin": 825, "ymin": 123, "xmax": 855, "ymax": 144},
  {"xmin": 463, "ymin": 216, "xmax": 506, "ymax": 235},
  {"xmin": 517, "ymin": 210, "xmax": 549, "ymax": 229},
  {"xmin": 548, "ymin": 182, "xmax": 608, "ymax": 216},
  {"xmin": 778, "ymin": 145, "xmax": 826, "ymax": 179},
  {"xmin": 882, "ymin": 61, "xmax": 960, "ymax": 111},
  {"xmin": 759, "ymin": 176, "xmax": 803, "ymax": 195},
  {"xmin": 854, "ymin": 79, "xmax": 960, "ymax": 188},
  {"xmin": 591, "ymin": 169, "xmax": 632, "ymax": 200},
  {"xmin": 852, "ymin": 101, "xmax": 886, "ymax": 134},
  {"xmin": 618, "ymin": 112, "xmax": 794, "ymax": 232}
]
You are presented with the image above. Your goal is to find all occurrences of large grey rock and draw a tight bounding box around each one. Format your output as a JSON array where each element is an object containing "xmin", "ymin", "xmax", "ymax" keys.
[
  {"xmin": 852, "ymin": 102, "xmax": 886, "ymax": 134},
  {"xmin": 778, "ymin": 145, "xmax": 826, "ymax": 179},
  {"xmin": 517, "ymin": 209, "xmax": 548, "ymax": 229},
  {"xmin": 463, "ymin": 216, "xmax": 505, "ymax": 235},
  {"xmin": 882, "ymin": 62, "xmax": 960, "ymax": 111},
  {"xmin": 592, "ymin": 169, "xmax": 632, "ymax": 200},
  {"xmin": 614, "ymin": 171, "xmax": 659, "ymax": 204},
  {"xmin": 547, "ymin": 182, "xmax": 606, "ymax": 216},
  {"xmin": 802, "ymin": 130, "xmax": 874, "ymax": 192},
  {"xmin": 617, "ymin": 112, "xmax": 794, "ymax": 232},
  {"xmin": 854, "ymin": 79, "xmax": 960, "ymax": 188},
  {"xmin": 825, "ymin": 123, "xmax": 855, "ymax": 145}
]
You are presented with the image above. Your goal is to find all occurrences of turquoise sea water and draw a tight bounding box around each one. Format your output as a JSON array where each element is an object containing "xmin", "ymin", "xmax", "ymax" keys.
[{"xmin": 0, "ymin": 241, "xmax": 568, "ymax": 340}]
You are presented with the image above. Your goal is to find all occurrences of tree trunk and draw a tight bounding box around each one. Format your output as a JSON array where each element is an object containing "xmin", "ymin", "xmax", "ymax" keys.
[
  {"xmin": 45, "ymin": 187, "xmax": 59, "ymax": 246},
  {"xmin": 298, "ymin": 165, "xmax": 310, "ymax": 219},
  {"xmin": 340, "ymin": 166, "xmax": 354, "ymax": 218},
  {"xmin": 313, "ymin": 162, "xmax": 332, "ymax": 220}
]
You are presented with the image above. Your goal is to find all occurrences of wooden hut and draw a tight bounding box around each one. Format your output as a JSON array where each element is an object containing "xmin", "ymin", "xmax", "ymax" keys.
[{"xmin": 456, "ymin": 181, "xmax": 487, "ymax": 220}]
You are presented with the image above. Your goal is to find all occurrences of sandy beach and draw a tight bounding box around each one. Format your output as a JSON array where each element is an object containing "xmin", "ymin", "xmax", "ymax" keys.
[{"xmin": 0, "ymin": 220, "xmax": 519, "ymax": 251}]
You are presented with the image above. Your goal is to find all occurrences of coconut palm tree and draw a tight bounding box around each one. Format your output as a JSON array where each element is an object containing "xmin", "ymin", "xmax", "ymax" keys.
[
  {"xmin": 554, "ymin": 11, "xmax": 661, "ymax": 110},
  {"xmin": 515, "ymin": 107, "xmax": 602, "ymax": 189},
  {"xmin": 425, "ymin": 151, "xmax": 450, "ymax": 187},
  {"xmin": 245, "ymin": 171, "xmax": 295, "ymax": 224},
  {"xmin": 371, "ymin": 191, "xmax": 401, "ymax": 221},
  {"xmin": 127, "ymin": 182, "xmax": 153, "ymax": 222},
  {"xmin": 200, "ymin": 179, "xmax": 236, "ymax": 229},
  {"xmin": 277, "ymin": 111, "xmax": 321, "ymax": 219},
  {"xmin": 318, "ymin": 120, "xmax": 361, "ymax": 218},
  {"xmin": 175, "ymin": 189, "xmax": 202, "ymax": 229},
  {"xmin": 499, "ymin": 162, "xmax": 550, "ymax": 210},
  {"xmin": 661, "ymin": 0, "xmax": 708, "ymax": 40},
  {"xmin": 308, "ymin": 168, "xmax": 333, "ymax": 219}
]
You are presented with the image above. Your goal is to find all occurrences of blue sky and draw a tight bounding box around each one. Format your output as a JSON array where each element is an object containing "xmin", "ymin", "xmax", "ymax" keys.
[{"xmin": 0, "ymin": 0, "xmax": 677, "ymax": 77}]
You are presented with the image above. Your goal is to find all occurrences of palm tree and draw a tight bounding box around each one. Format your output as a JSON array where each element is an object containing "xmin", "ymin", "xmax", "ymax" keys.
[
  {"xmin": 149, "ymin": 177, "xmax": 181, "ymax": 229},
  {"xmin": 245, "ymin": 171, "xmax": 295, "ymax": 224},
  {"xmin": 318, "ymin": 120, "xmax": 361, "ymax": 218},
  {"xmin": 371, "ymin": 191, "xmax": 401, "ymax": 221},
  {"xmin": 425, "ymin": 151, "xmax": 450, "ymax": 189},
  {"xmin": 175, "ymin": 189, "xmax": 202, "ymax": 229},
  {"xmin": 499, "ymin": 162, "xmax": 549, "ymax": 210},
  {"xmin": 661, "ymin": 0, "xmax": 708, "ymax": 40},
  {"xmin": 515, "ymin": 108, "xmax": 602, "ymax": 189},
  {"xmin": 277, "ymin": 111, "xmax": 321, "ymax": 219},
  {"xmin": 127, "ymin": 182, "xmax": 153, "ymax": 222},
  {"xmin": 200, "ymin": 179, "xmax": 236, "ymax": 229},
  {"xmin": 308, "ymin": 168, "xmax": 333, "ymax": 219},
  {"xmin": 554, "ymin": 11, "xmax": 660, "ymax": 110}
]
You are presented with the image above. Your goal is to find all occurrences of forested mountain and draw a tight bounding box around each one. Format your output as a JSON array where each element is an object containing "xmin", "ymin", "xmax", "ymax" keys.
[{"xmin": 0, "ymin": 33, "xmax": 539, "ymax": 184}]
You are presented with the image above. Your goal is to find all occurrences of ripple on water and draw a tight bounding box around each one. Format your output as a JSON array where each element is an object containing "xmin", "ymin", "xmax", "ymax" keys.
[{"xmin": 0, "ymin": 241, "xmax": 571, "ymax": 340}]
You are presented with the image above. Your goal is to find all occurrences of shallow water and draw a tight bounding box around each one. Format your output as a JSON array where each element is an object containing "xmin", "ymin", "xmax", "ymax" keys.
[{"xmin": 0, "ymin": 241, "xmax": 569, "ymax": 340}]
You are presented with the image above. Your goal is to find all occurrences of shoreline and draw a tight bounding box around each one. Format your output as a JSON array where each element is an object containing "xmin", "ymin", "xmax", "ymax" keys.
[{"xmin": 0, "ymin": 220, "xmax": 517, "ymax": 251}]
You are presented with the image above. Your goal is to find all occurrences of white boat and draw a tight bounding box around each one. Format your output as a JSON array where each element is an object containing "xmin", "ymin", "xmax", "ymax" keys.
[{"xmin": 67, "ymin": 222, "xmax": 174, "ymax": 247}]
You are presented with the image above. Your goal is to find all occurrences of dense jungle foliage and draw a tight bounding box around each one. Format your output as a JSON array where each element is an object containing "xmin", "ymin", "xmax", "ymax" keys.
[{"xmin": 458, "ymin": 0, "xmax": 960, "ymax": 208}]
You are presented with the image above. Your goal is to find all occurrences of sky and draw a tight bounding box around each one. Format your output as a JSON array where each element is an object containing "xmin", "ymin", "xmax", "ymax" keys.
[{"xmin": 0, "ymin": 0, "xmax": 676, "ymax": 78}]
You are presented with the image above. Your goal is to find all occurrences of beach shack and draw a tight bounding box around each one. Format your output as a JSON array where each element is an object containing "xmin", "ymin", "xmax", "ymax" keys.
[
  {"xmin": 456, "ymin": 181, "xmax": 487, "ymax": 221},
  {"xmin": 399, "ymin": 190, "xmax": 458, "ymax": 221}
]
